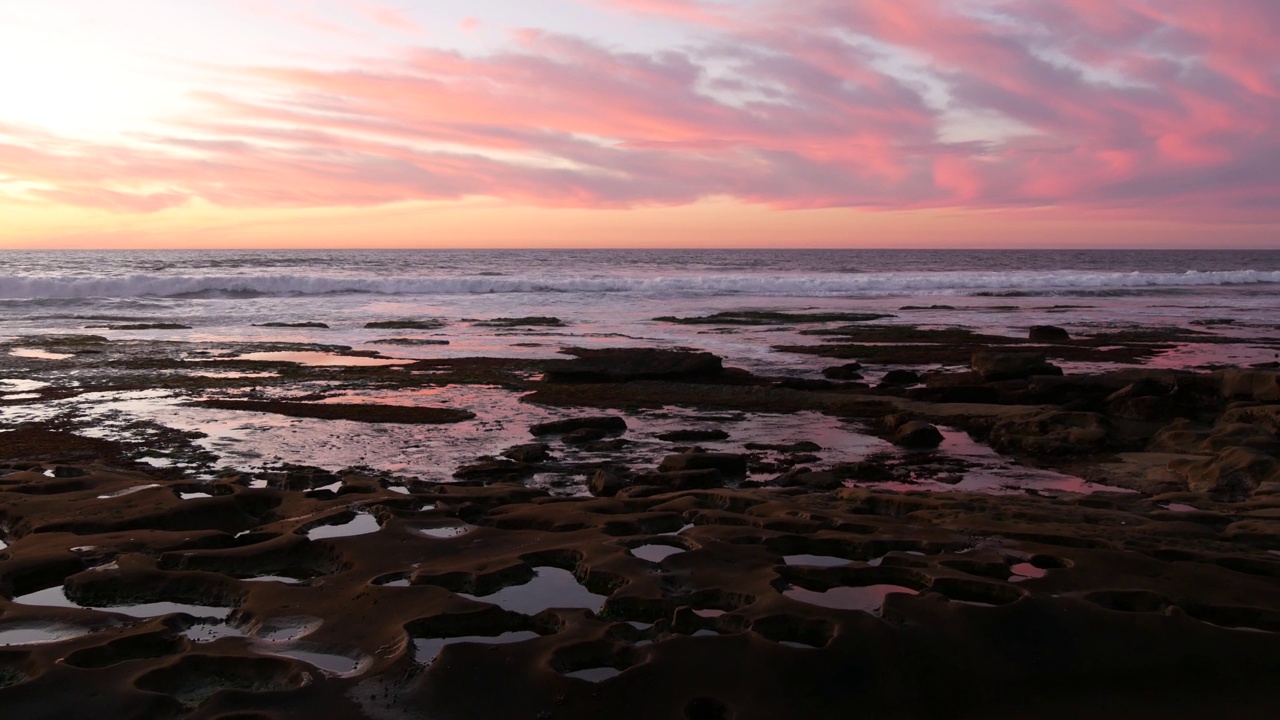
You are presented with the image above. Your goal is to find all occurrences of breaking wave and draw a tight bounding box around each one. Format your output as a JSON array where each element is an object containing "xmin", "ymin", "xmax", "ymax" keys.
[{"xmin": 1, "ymin": 269, "xmax": 1279, "ymax": 300}]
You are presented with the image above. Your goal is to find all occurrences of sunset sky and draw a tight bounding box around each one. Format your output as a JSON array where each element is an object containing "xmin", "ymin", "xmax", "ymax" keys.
[{"xmin": 1, "ymin": 0, "xmax": 1277, "ymax": 249}]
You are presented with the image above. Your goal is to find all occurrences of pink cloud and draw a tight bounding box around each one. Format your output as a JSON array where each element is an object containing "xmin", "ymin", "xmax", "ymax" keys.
[{"xmin": 3, "ymin": 1, "xmax": 1277, "ymax": 223}]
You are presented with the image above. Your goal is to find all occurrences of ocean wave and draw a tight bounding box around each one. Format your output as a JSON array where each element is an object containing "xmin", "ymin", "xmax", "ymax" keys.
[{"xmin": 1, "ymin": 270, "xmax": 1278, "ymax": 300}]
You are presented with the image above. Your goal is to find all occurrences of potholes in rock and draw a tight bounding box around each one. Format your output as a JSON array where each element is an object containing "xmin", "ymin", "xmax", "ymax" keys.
[
  {"xmin": 11, "ymin": 585, "xmax": 236, "ymax": 620},
  {"xmin": 779, "ymin": 566, "xmax": 930, "ymax": 613},
  {"xmin": 253, "ymin": 645, "xmax": 367, "ymax": 677},
  {"xmin": 0, "ymin": 622, "xmax": 96, "ymax": 647},
  {"xmin": 630, "ymin": 542, "xmax": 688, "ymax": 563},
  {"xmin": 134, "ymin": 655, "xmax": 310, "ymax": 708},
  {"xmin": 929, "ymin": 577, "xmax": 1027, "ymax": 607},
  {"xmin": 63, "ymin": 632, "xmax": 185, "ymax": 669},
  {"xmin": 95, "ymin": 483, "xmax": 162, "ymax": 499},
  {"xmin": 460, "ymin": 567, "xmax": 608, "ymax": 615},
  {"xmin": 563, "ymin": 666, "xmax": 622, "ymax": 682},
  {"xmin": 414, "ymin": 631, "xmax": 540, "ymax": 665},
  {"xmin": 1009, "ymin": 563, "xmax": 1049, "ymax": 581},
  {"xmin": 304, "ymin": 511, "xmax": 380, "ymax": 541},
  {"xmin": 251, "ymin": 616, "xmax": 323, "ymax": 643},
  {"xmin": 749, "ymin": 615, "xmax": 835, "ymax": 650}
]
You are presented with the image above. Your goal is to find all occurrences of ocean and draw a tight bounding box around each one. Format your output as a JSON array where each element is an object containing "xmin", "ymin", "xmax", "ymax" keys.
[{"xmin": 3, "ymin": 248, "xmax": 1279, "ymax": 489}]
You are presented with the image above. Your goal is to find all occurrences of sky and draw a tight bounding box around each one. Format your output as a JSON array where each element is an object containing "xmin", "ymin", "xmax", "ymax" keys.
[{"xmin": 1, "ymin": 0, "xmax": 1277, "ymax": 249}]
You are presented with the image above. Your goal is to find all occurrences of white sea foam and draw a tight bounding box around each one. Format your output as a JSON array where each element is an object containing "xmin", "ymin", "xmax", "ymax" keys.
[{"xmin": 1, "ymin": 269, "xmax": 1278, "ymax": 300}]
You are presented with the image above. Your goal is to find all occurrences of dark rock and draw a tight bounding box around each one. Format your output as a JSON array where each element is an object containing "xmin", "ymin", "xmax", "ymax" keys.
[
  {"xmin": 1029, "ymin": 325, "xmax": 1071, "ymax": 342},
  {"xmin": 657, "ymin": 429, "xmax": 730, "ymax": 442},
  {"xmin": 254, "ymin": 322, "xmax": 330, "ymax": 329},
  {"xmin": 543, "ymin": 348, "xmax": 724, "ymax": 383},
  {"xmin": 561, "ymin": 428, "xmax": 609, "ymax": 445},
  {"xmin": 364, "ymin": 319, "xmax": 446, "ymax": 330},
  {"xmin": 658, "ymin": 452, "xmax": 747, "ymax": 477},
  {"xmin": 580, "ymin": 438, "xmax": 632, "ymax": 452},
  {"xmin": 103, "ymin": 323, "xmax": 191, "ymax": 330},
  {"xmin": 372, "ymin": 338, "xmax": 450, "ymax": 346},
  {"xmin": 638, "ymin": 468, "xmax": 725, "ymax": 490},
  {"xmin": 476, "ymin": 316, "xmax": 565, "ymax": 327},
  {"xmin": 500, "ymin": 443, "xmax": 551, "ymax": 463},
  {"xmin": 1169, "ymin": 447, "xmax": 1280, "ymax": 495},
  {"xmin": 831, "ymin": 462, "xmax": 895, "ymax": 482},
  {"xmin": 907, "ymin": 385, "xmax": 1001, "ymax": 404},
  {"xmin": 530, "ymin": 416, "xmax": 627, "ymax": 436},
  {"xmin": 654, "ymin": 311, "xmax": 892, "ymax": 325},
  {"xmin": 52, "ymin": 466, "xmax": 89, "ymax": 478},
  {"xmin": 879, "ymin": 369, "xmax": 920, "ymax": 387},
  {"xmin": 776, "ymin": 378, "xmax": 838, "ymax": 391},
  {"xmin": 971, "ymin": 351, "xmax": 1063, "ymax": 381},
  {"xmin": 588, "ymin": 469, "xmax": 626, "ymax": 497},
  {"xmin": 777, "ymin": 469, "xmax": 842, "ymax": 490},
  {"xmin": 892, "ymin": 421, "xmax": 944, "ymax": 449},
  {"xmin": 745, "ymin": 441, "xmax": 822, "ymax": 453},
  {"xmin": 822, "ymin": 363, "xmax": 864, "ymax": 380},
  {"xmin": 453, "ymin": 460, "xmax": 534, "ymax": 481},
  {"xmin": 197, "ymin": 400, "xmax": 474, "ymax": 424}
]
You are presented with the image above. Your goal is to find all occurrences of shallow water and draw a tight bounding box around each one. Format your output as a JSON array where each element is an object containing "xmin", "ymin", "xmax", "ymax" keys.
[
  {"xmin": 784, "ymin": 584, "xmax": 919, "ymax": 612},
  {"xmin": 0, "ymin": 623, "xmax": 95, "ymax": 647},
  {"xmin": 563, "ymin": 667, "xmax": 621, "ymax": 682},
  {"xmin": 413, "ymin": 630, "xmax": 540, "ymax": 664},
  {"xmin": 306, "ymin": 513, "xmax": 380, "ymax": 540},
  {"xmin": 783, "ymin": 554, "xmax": 853, "ymax": 567},
  {"xmin": 460, "ymin": 567, "xmax": 607, "ymax": 615},
  {"xmin": 630, "ymin": 544, "xmax": 686, "ymax": 563},
  {"xmin": 11, "ymin": 585, "xmax": 233, "ymax": 619}
]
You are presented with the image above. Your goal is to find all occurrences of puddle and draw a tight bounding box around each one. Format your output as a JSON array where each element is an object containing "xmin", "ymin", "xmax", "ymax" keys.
[
  {"xmin": 182, "ymin": 622, "xmax": 249, "ymax": 643},
  {"xmin": 388, "ymin": 486, "xmax": 411, "ymax": 495},
  {"xmin": 1161, "ymin": 503, "xmax": 1199, "ymax": 513},
  {"xmin": 1009, "ymin": 563, "xmax": 1048, "ymax": 581},
  {"xmin": 783, "ymin": 584, "xmax": 918, "ymax": 612},
  {"xmin": 413, "ymin": 631, "xmax": 540, "ymax": 665},
  {"xmin": 257, "ymin": 646, "xmax": 365, "ymax": 676},
  {"xmin": 460, "ymin": 567, "xmax": 608, "ymax": 615},
  {"xmin": 306, "ymin": 513, "xmax": 380, "ymax": 541},
  {"xmin": 778, "ymin": 640, "xmax": 819, "ymax": 649},
  {"xmin": 10, "ymin": 348, "xmax": 74, "ymax": 360},
  {"xmin": 413, "ymin": 523, "xmax": 475, "ymax": 539},
  {"xmin": 179, "ymin": 492, "xmax": 213, "ymax": 500},
  {"xmin": 96, "ymin": 484, "xmax": 162, "ymax": 499},
  {"xmin": 187, "ymin": 370, "xmax": 277, "ymax": 379},
  {"xmin": 0, "ymin": 379, "xmax": 51, "ymax": 392},
  {"xmin": 692, "ymin": 609, "xmax": 726, "ymax": 618},
  {"xmin": 1, "ymin": 393, "xmax": 41, "ymax": 401},
  {"xmin": 631, "ymin": 545, "xmax": 686, "ymax": 563},
  {"xmin": 663, "ymin": 524, "xmax": 695, "ymax": 536},
  {"xmin": 242, "ymin": 575, "xmax": 305, "ymax": 585},
  {"xmin": 0, "ymin": 623, "xmax": 94, "ymax": 647},
  {"xmin": 11, "ymin": 585, "xmax": 234, "ymax": 619},
  {"xmin": 563, "ymin": 667, "xmax": 621, "ymax": 682},
  {"xmin": 783, "ymin": 554, "xmax": 852, "ymax": 567},
  {"xmin": 253, "ymin": 617, "xmax": 322, "ymax": 642},
  {"xmin": 235, "ymin": 351, "xmax": 407, "ymax": 367}
]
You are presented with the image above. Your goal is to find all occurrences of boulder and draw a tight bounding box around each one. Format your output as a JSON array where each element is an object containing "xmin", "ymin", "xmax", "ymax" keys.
[
  {"xmin": 1218, "ymin": 405, "xmax": 1280, "ymax": 435},
  {"xmin": 1029, "ymin": 325, "xmax": 1070, "ymax": 342},
  {"xmin": 657, "ymin": 429, "xmax": 730, "ymax": 442},
  {"xmin": 500, "ymin": 443, "xmax": 550, "ymax": 463},
  {"xmin": 658, "ymin": 452, "xmax": 748, "ymax": 477},
  {"xmin": 777, "ymin": 470, "xmax": 842, "ymax": 490},
  {"xmin": 879, "ymin": 369, "xmax": 920, "ymax": 387},
  {"xmin": 971, "ymin": 351, "xmax": 1063, "ymax": 381},
  {"xmin": 892, "ymin": 421, "xmax": 944, "ymax": 449},
  {"xmin": 543, "ymin": 348, "xmax": 724, "ymax": 383},
  {"xmin": 561, "ymin": 427, "xmax": 609, "ymax": 445},
  {"xmin": 588, "ymin": 469, "xmax": 627, "ymax": 497},
  {"xmin": 831, "ymin": 461, "xmax": 895, "ymax": 483},
  {"xmin": 822, "ymin": 363, "xmax": 864, "ymax": 380},
  {"xmin": 1168, "ymin": 447, "xmax": 1280, "ymax": 495},
  {"xmin": 530, "ymin": 416, "xmax": 627, "ymax": 436},
  {"xmin": 453, "ymin": 460, "xmax": 533, "ymax": 481}
]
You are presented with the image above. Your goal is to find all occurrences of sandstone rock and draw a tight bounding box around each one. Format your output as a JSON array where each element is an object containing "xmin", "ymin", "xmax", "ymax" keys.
[
  {"xmin": 1168, "ymin": 447, "xmax": 1280, "ymax": 495},
  {"xmin": 822, "ymin": 363, "xmax": 864, "ymax": 380},
  {"xmin": 530, "ymin": 416, "xmax": 627, "ymax": 436},
  {"xmin": 1029, "ymin": 325, "xmax": 1070, "ymax": 342},
  {"xmin": 892, "ymin": 421, "xmax": 944, "ymax": 449},
  {"xmin": 971, "ymin": 351, "xmax": 1063, "ymax": 381},
  {"xmin": 988, "ymin": 411, "xmax": 1109, "ymax": 456},
  {"xmin": 776, "ymin": 378, "xmax": 838, "ymax": 391},
  {"xmin": 831, "ymin": 461, "xmax": 895, "ymax": 483},
  {"xmin": 500, "ymin": 443, "xmax": 550, "ymax": 463},
  {"xmin": 453, "ymin": 460, "xmax": 533, "ymax": 481},
  {"xmin": 657, "ymin": 429, "xmax": 730, "ymax": 442},
  {"xmin": 1218, "ymin": 405, "xmax": 1280, "ymax": 435},
  {"xmin": 658, "ymin": 452, "xmax": 747, "ymax": 477},
  {"xmin": 544, "ymin": 348, "xmax": 724, "ymax": 383},
  {"xmin": 638, "ymin": 468, "xmax": 725, "ymax": 490},
  {"xmin": 1218, "ymin": 369, "xmax": 1280, "ymax": 402}
]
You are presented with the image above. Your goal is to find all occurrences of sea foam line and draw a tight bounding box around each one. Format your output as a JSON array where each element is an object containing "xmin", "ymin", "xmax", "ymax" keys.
[{"xmin": 1, "ymin": 270, "xmax": 1278, "ymax": 299}]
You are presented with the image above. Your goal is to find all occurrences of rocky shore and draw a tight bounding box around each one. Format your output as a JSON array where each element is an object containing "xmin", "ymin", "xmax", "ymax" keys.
[{"xmin": 2, "ymin": 324, "xmax": 1279, "ymax": 719}]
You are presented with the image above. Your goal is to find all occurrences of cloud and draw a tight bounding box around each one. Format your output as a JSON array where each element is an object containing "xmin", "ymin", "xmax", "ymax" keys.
[{"xmin": 3, "ymin": 0, "xmax": 1277, "ymax": 221}]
